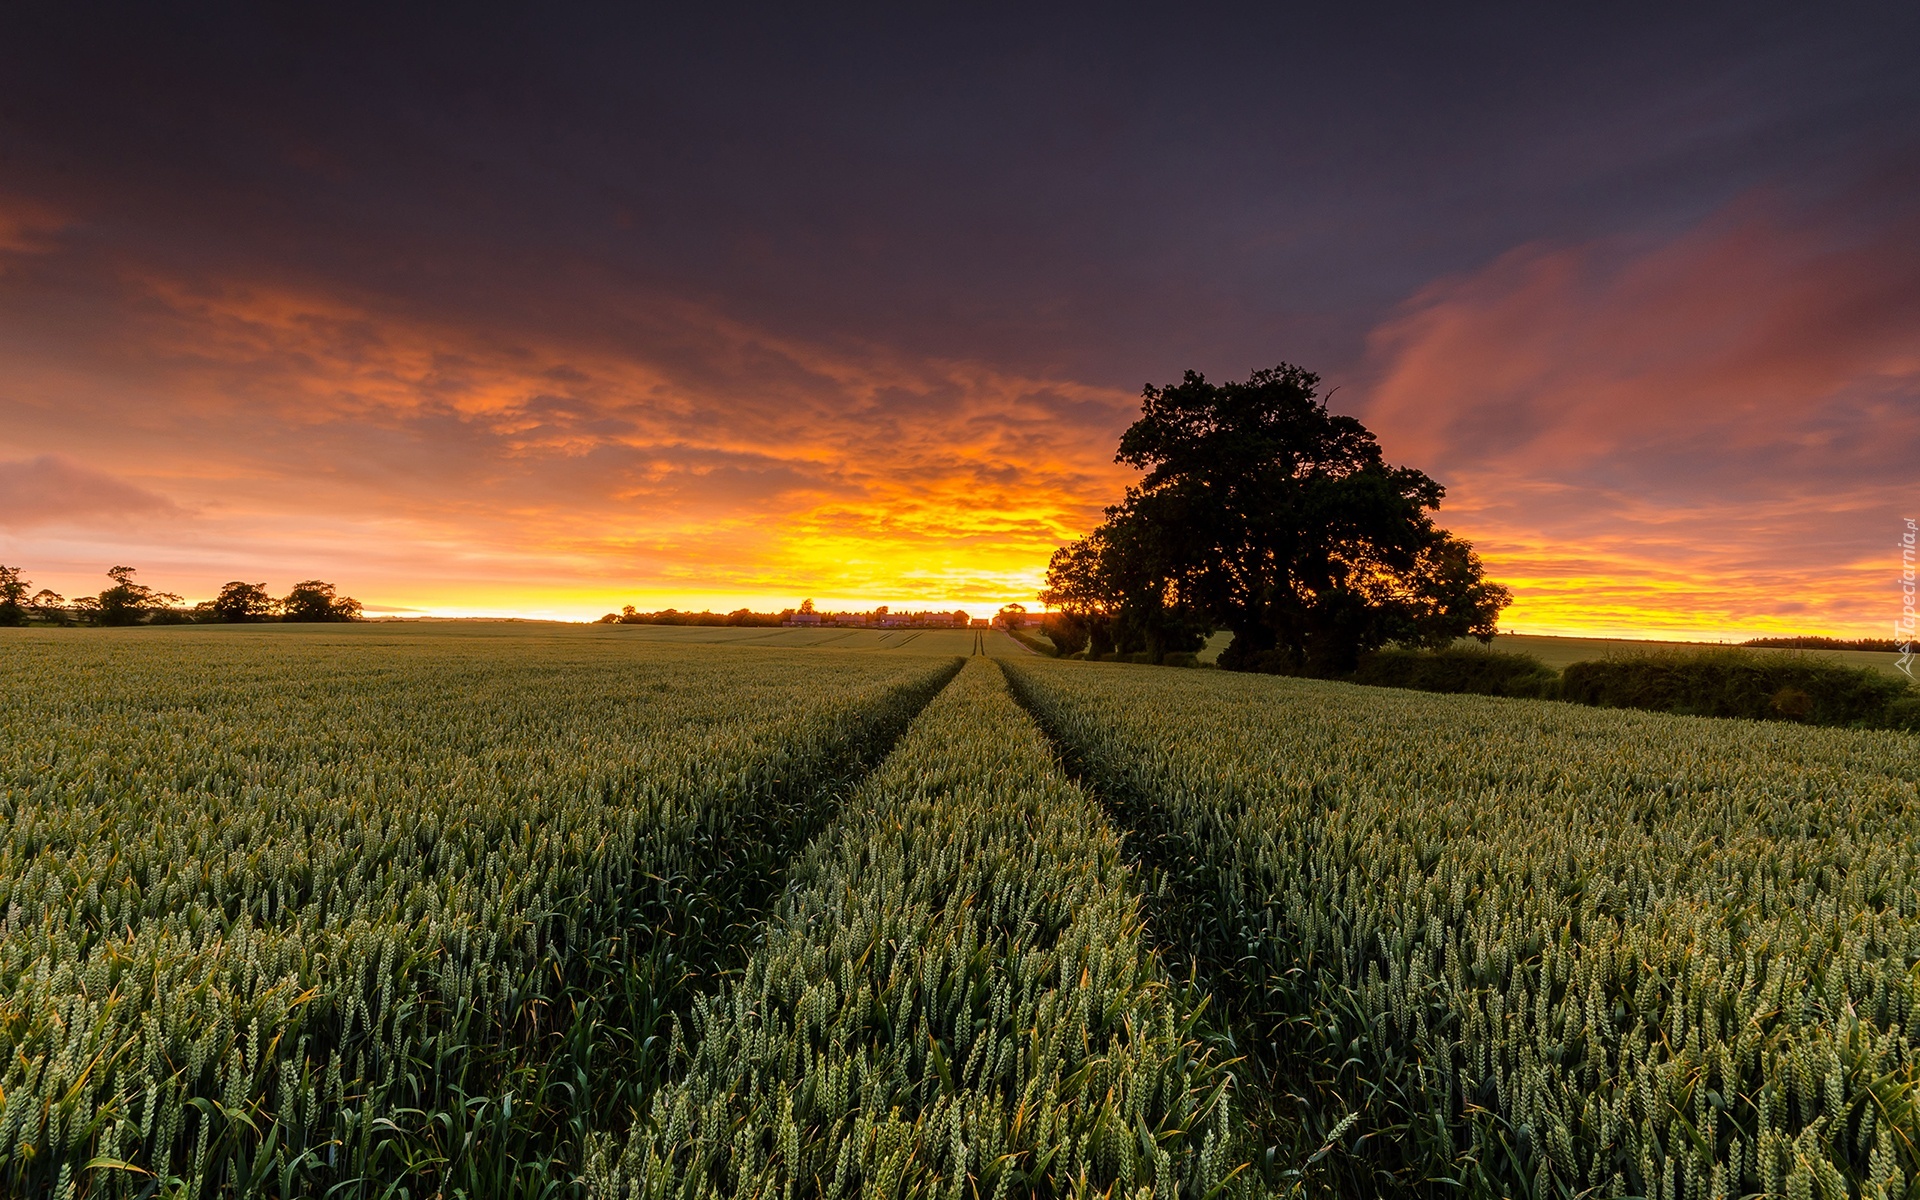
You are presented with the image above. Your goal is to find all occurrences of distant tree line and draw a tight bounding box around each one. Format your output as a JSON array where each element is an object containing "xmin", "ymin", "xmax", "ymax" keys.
[
  {"xmin": 597, "ymin": 606, "xmax": 787, "ymax": 626},
  {"xmin": 0, "ymin": 565, "xmax": 362, "ymax": 626},
  {"xmin": 1740, "ymin": 635, "xmax": 1900, "ymax": 652},
  {"xmin": 1040, "ymin": 364, "xmax": 1510, "ymax": 673},
  {"xmin": 597, "ymin": 602, "xmax": 982, "ymax": 628}
]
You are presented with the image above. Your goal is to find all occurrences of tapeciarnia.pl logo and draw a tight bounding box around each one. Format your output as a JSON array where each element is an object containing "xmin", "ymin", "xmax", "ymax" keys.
[{"xmin": 1899, "ymin": 517, "xmax": 1916, "ymax": 681}]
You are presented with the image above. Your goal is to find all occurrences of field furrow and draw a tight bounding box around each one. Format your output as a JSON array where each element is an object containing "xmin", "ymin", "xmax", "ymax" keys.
[
  {"xmin": 587, "ymin": 657, "xmax": 1252, "ymax": 1200},
  {"xmin": 0, "ymin": 633, "xmax": 960, "ymax": 1198},
  {"xmin": 1003, "ymin": 656, "xmax": 1920, "ymax": 1199}
]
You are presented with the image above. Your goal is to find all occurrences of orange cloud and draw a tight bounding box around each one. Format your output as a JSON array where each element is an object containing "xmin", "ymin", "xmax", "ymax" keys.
[
  {"xmin": 0, "ymin": 194, "xmax": 66, "ymax": 261},
  {"xmin": 3, "ymin": 268, "xmax": 1137, "ymax": 614},
  {"xmin": 5, "ymin": 179, "xmax": 1912, "ymax": 637},
  {"xmin": 1362, "ymin": 189, "xmax": 1920, "ymax": 638},
  {"xmin": 0, "ymin": 455, "xmax": 183, "ymax": 528}
]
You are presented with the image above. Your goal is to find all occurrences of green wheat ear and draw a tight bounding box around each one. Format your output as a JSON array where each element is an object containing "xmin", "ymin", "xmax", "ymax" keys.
[
  {"xmin": 1002, "ymin": 652, "xmax": 1920, "ymax": 1200},
  {"xmin": 0, "ymin": 630, "xmax": 955, "ymax": 1199}
]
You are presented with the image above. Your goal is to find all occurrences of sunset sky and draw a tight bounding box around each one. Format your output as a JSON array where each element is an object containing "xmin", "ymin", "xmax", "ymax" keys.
[{"xmin": 3, "ymin": 5, "xmax": 1917, "ymax": 636}]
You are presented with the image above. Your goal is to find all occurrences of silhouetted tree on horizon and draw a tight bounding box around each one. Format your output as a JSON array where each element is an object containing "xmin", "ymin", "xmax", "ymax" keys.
[
  {"xmin": 0, "ymin": 565, "xmax": 29, "ymax": 627},
  {"xmin": 1045, "ymin": 364, "xmax": 1509, "ymax": 672},
  {"xmin": 96, "ymin": 566, "xmax": 182, "ymax": 626},
  {"xmin": 282, "ymin": 580, "xmax": 363, "ymax": 622},
  {"xmin": 28, "ymin": 589, "xmax": 67, "ymax": 625},
  {"xmin": 209, "ymin": 581, "xmax": 277, "ymax": 622}
]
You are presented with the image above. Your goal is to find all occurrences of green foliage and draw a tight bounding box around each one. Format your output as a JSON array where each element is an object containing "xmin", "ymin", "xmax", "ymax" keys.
[
  {"xmin": 1886, "ymin": 694, "xmax": 1920, "ymax": 731},
  {"xmin": 1006, "ymin": 625, "xmax": 1054, "ymax": 656},
  {"xmin": 1040, "ymin": 613, "xmax": 1089, "ymax": 657},
  {"xmin": 1006, "ymin": 656, "xmax": 1920, "ymax": 1200},
  {"xmin": 1041, "ymin": 519, "xmax": 1213, "ymax": 664},
  {"xmin": 1351, "ymin": 646, "xmax": 1559, "ymax": 698},
  {"xmin": 0, "ymin": 631, "xmax": 958, "ymax": 1198},
  {"xmin": 1561, "ymin": 648, "xmax": 1913, "ymax": 727},
  {"xmin": 587, "ymin": 659, "xmax": 1252, "ymax": 1200}
]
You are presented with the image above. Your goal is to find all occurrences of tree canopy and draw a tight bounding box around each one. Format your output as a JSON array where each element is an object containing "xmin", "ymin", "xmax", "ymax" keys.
[
  {"xmin": 97, "ymin": 565, "xmax": 183, "ymax": 626},
  {"xmin": 0, "ymin": 566, "xmax": 364, "ymax": 625},
  {"xmin": 1043, "ymin": 364, "xmax": 1509, "ymax": 673},
  {"xmin": 209, "ymin": 581, "xmax": 277, "ymax": 622},
  {"xmin": 0, "ymin": 565, "xmax": 29, "ymax": 627},
  {"xmin": 282, "ymin": 580, "xmax": 364, "ymax": 622}
]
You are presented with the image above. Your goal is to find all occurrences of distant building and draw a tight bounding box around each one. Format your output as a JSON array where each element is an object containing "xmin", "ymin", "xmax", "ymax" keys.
[
  {"xmin": 970, "ymin": 618, "xmax": 990, "ymax": 628},
  {"xmin": 785, "ymin": 611, "xmax": 822, "ymax": 626}
]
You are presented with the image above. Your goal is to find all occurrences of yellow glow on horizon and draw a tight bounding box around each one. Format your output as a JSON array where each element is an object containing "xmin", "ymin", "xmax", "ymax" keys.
[{"xmin": 6, "ymin": 250, "xmax": 1901, "ymax": 648}]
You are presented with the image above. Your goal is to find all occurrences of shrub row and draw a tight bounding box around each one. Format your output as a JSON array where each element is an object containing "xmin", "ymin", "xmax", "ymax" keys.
[
  {"xmin": 1561, "ymin": 649, "xmax": 1917, "ymax": 728},
  {"xmin": 1351, "ymin": 645, "xmax": 1559, "ymax": 698},
  {"xmin": 1004, "ymin": 625, "xmax": 1055, "ymax": 656},
  {"xmin": 1295, "ymin": 645, "xmax": 1920, "ymax": 731}
]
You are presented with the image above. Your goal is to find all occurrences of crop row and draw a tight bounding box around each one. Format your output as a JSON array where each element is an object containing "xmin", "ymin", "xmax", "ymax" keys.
[
  {"xmin": 1004, "ymin": 657, "xmax": 1920, "ymax": 1200},
  {"xmin": 586, "ymin": 658, "xmax": 1252, "ymax": 1200},
  {"xmin": 0, "ymin": 634, "xmax": 958, "ymax": 1198}
]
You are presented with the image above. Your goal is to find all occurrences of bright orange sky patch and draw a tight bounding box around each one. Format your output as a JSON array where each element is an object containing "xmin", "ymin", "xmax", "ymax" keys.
[{"xmin": 2, "ymin": 187, "xmax": 1914, "ymax": 636}]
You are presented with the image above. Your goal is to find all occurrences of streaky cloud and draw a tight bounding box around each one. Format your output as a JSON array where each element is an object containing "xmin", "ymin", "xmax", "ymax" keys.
[
  {"xmin": 0, "ymin": 454, "xmax": 184, "ymax": 529},
  {"xmin": 1360, "ymin": 182, "xmax": 1920, "ymax": 637}
]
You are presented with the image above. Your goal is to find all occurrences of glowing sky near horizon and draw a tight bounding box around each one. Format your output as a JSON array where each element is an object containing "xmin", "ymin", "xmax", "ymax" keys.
[{"xmin": 2, "ymin": 6, "xmax": 1917, "ymax": 636}]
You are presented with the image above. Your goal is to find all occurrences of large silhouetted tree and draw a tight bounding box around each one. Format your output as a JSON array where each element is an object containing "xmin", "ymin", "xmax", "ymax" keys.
[
  {"xmin": 210, "ymin": 581, "xmax": 277, "ymax": 622},
  {"xmin": 29, "ymin": 590, "xmax": 67, "ymax": 624},
  {"xmin": 1040, "ymin": 508, "xmax": 1211, "ymax": 662},
  {"xmin": 282, "ymin": 580, "xmax": 363, "ymax": 622},
  {"xmin": 1046, "ymin": 364, "xmax": 1509, "ymax": 674},
  {"xmin": 0, "ymin": 565, "xmax": 29, "ymax": 627},
  {"xmin": 96, "ymin": 566, "xmax": 182, "ymax": 626}
]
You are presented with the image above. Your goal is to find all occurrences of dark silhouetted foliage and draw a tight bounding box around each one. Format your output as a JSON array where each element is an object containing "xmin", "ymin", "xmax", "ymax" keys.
[
  {"xmin": 28, "ymin": 589, "xmax": 67, "ymax": 624},
  {"xmin": 1560, "ymin": 649, "xmax": 1914, "ymax": 727},
  {"xmin": 0, "ymin": 565, "xmax": 28, "ymax": 627},
  {"xmin": 1046, "ymin": 365, "xmax": 1509, "ymax": 675},
  {"xmin": 210, "ymin": 580, "xmax": 277, "ymax": 622},
  {"xmin": 281, "ymin": 580, "xmax": 363, "ymax": 622},
  {"xmin": 1039, "ymin": 614, "xmax": 1089, "ymax": 657},
  {"xmin": 96, "ymin": 565, "xmax": 182, "ymax": 626},
  {"xmin": 1885, "ymin": 694, "xmax": 1920, "ymax": 731},
  {"xmin": 1006, "ymin": 626, "xmax": 1053, "ymax": 656},
  {"xmin": 1040, "ymin": 516, "xmax": 1211, "ymax": 664},
  {"xmin": 1741, "ymin": 635, "xmax": 1899, "ymax": 651},
  {"xmin": 601, "ymin": 607, "xmax": 787, "ymax": 626},
  {"xmin": 1351, "ymin": 646, "xmax": 1559, "ymax": 697}
]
